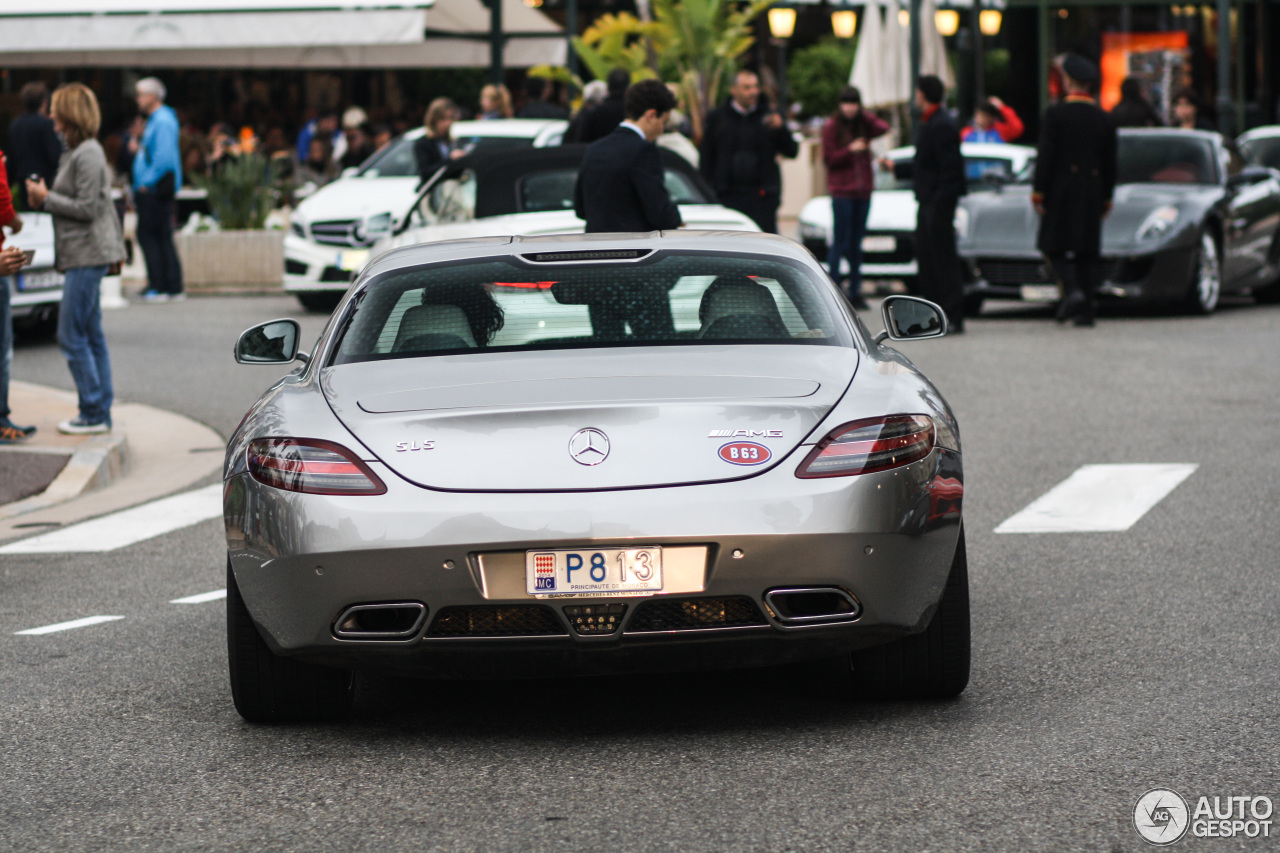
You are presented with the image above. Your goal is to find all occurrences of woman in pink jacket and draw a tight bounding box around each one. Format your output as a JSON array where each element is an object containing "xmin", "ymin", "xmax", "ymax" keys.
[{"xmin": 821, "ymin": 86, "xmax": 889, "ymax": 310}]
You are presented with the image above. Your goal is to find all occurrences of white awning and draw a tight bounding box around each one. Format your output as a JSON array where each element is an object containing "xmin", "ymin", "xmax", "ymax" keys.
[{"xmin": 0, "ymin": 0, "xmax": 565, "ymax": 68}]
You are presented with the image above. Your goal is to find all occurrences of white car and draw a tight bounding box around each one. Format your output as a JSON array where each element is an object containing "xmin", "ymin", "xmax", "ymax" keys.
[
  {"xmin": 798, "ymin": 142, "xmax": 1036, "ymax": 289},
  {"xmin": 5, "ymin": 212, "xmax": 63, "ymax": 335},
  {"xmin": 285, "ymin": 119, "xmax": 567, "ymax": 311}
]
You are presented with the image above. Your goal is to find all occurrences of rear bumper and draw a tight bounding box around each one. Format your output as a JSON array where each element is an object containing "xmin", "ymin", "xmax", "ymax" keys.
[
  {"xmin": 961, "ymin": 246, "xmax": 1197, "ymax": 303},
  {"xmin": 225, "ymin": 448, "xmax": 964, "ymax": 677}
]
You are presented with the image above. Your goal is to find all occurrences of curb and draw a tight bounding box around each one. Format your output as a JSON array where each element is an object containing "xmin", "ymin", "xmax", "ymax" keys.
[{"xmin": 0, "ymin": 431, "xmax": 130, "ymax": 520}]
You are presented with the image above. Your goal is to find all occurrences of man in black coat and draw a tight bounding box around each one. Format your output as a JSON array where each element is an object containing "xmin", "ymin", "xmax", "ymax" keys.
[
  {"xmin": 516, "ymin": 76, "xmax": 569, "ymax": 120},
  {"xmin": 574, "ymin": 79, "xmax": 682, "ymax": 233},
  {"xmin": 1034, "ymin": 54, "xmax": 1117, "ymax": 326},
  {"xmin": 580, "ymin": 69, "xmax": 630, "ymax": 144},
  {"xmin": 699, "ymin": 69, "xmax": 799, "ymax": 233},
  {"xmin": 7, "ymin": 82, "xmax": 63, "ymax": 210},
  {"xmin": 912, "ymin": 75, "xmax": 967, "ymax": 331}
]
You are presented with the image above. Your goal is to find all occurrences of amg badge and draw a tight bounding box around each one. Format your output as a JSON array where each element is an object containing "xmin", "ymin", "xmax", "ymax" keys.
[{"xmin": 708, "ymin": 429, "xmax": 783, "ymax": 438}]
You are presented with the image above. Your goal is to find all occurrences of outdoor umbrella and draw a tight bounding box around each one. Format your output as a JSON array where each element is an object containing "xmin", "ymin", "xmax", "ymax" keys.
[
  {"xmin": 881, "ymin": 0, "xmax": 913, "ymax": 106},
  {"xmin": 918, "ymin": 0, "xmax": 957, "ymax": 89},
  {"xmin": 849, "ymin": 1, "xmax": 888, "ymax": 108}
]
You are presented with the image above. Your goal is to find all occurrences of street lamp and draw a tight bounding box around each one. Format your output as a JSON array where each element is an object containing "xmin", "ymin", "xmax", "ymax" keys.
[
  {"xmin": 831, "ymin": 8, "xmax": 857, "ymax": 39},
  {"xmin": 979, "ymin": 8, "xmax": 1002, "ymax": 35},
  {"xmin": 768, "ymin": 6, "xmax": 797, "ymax": 107},
  {"xmin": 935, "ymin": 8, "xmax": 960, "ymax": 36}
]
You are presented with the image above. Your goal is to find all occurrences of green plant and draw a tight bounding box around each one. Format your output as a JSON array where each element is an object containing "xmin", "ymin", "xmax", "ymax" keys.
[
  {"xmin": 196, "ymin": 153, "xmax": 276, "ymax": 231},
  {"xmin": 571, "ymin": 15, "xmax": 662, "ymax": 82},
  {"xmin": 788, "ymin": 37, "xmax": 856, "ymax": 119}
]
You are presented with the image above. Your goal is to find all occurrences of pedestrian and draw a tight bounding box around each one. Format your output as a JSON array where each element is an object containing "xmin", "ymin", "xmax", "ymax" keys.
[
  {"xmin": 1110, "ymin": 77, "xmax": 1162, "ymax": 128},
  {"xmin": 339, "ymin": 108, "xmax": 375, "ymax": 170},
  {"xmin": 414, "ymin": 98, "xmax": 465, "ymax": 189},
  {"xmin": 1033, "ymin": 54, "xmax": 1117, "ymax": 328},
  {"xmin": 295, "ymin": 110, "xmax": 340, "ymax": 166},
  {"xmin": 573, "ymin": 78, "xmax": 682, "ymax": 233},
  {"xmin": 478, "ymin": 84, "xmax": 513, "ymax": 120},
  {"xmin": 516, "ymin": 76, "xmax": 569, "ymax": 120},
  {"xmin": 131, "ymin": 77, "xmax": 185, "ymax": 302},
  {"xmin": 25, "ymin": 83, "xmax": 127, "ymax": 434},
  {"xmin": 295, "ymin": 137, "xmax": 338, "ymax": 196},
  {"xmin": 1172, "ymin": 88, "xmax": 1215, "ymax": 131},
  {"xmin": 961, "ymin": 96, "xmax": 1024, "ymax": 143},
  {"xmin": 699, "ymin": 68, "xmax": 799, "ymax": 233},
  {"xmin": 7, "ymin": 82, "xmax": 64, "ymax": 211},
  {"xmin": 912, "ymin": 74, "xmax": 967, "ymax": 332},
  {"xmin": 821, "ymin": 85, "xmax": 889, "ymax": 311},
  {"xmin": 1, "ymin": 148, "xmax": 36, "ymax": 443},
  {"xmin": 580, "ymin": 69, "xmax": 630, "ymax": 144},
  {"xmin": 565, "ymin": 80, "xmax": 607, "ymax": 144},
  {"xmin": 657, "ymin": 108, "xmax": 700, "ymax": 169}
]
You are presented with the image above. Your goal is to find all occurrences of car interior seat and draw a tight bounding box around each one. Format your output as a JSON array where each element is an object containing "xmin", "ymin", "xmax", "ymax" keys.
[
  {"xmin": 698, "ymin": 276, "xmax": 790, "ymax": 340},
  {"xmin": 394, "ymin": 304, "xmax": 477, "ymax": 352}
]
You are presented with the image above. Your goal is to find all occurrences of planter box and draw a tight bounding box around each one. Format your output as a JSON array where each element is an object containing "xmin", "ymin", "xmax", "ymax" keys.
[{"xmin": 175, "ymin": 229, "xmax": 284, "ymax": 291}]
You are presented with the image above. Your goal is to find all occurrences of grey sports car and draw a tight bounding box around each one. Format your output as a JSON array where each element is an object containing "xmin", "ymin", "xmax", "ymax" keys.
[
  {"xmin": 958, "ymin": 128, "xmax": 1280, "ymax": 314},
  {"xmin": 225, "ymin": 232, "xmax": 967, "ymax": 722}
]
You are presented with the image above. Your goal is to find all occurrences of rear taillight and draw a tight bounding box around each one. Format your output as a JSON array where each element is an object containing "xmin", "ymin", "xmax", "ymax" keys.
[
  {"xmin": 796, "ymin": 415, "xmax": 935, "ymax": 478},
  {"xmin": 247, "ymin": 438, "xmax": 386, "ymax": 495}
]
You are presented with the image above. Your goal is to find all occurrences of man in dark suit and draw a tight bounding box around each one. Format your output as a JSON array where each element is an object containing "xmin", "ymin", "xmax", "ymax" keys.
[
  {"xmin": 574, "ymin": 79, "xmax": 683, "ymax": 233},
  {"xmin": 516, "ymin": 76, "xmax": 569, "ymax": 120},
  {"xmin": 913, "ymin": 75, "xmax": 967, "ymax": 331},
  {"xmin": 1033, "ymin": 54, "xmax": 1117, "ymax": 327},
  {"xmin": 699, "ymin": 69, "xmax": 799, "ymax": 234},
  {"xmin": 580, "ymin": 69, "xmax": 630, "ymax": 144},
  {"xmin": 7, "ymin": 82, "xmax": 63, "ymax": 210}
]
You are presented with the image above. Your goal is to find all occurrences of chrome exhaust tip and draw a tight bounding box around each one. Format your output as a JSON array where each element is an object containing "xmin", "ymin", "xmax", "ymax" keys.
[
  {"xmin": 764, "ymin": 587, "xmax": 862, "ymax": 625},
  {"xmin": 333, "ymin": 602, "xmax": 427, "ymax": 640}
]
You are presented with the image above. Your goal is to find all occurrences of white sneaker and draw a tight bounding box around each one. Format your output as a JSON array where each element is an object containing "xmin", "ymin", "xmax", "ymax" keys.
[{"xmin": 58, "ymin": 417, "xmax": 110, "ymax": 435}]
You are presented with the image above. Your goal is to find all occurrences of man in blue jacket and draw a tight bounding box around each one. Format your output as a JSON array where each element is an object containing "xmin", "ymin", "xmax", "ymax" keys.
[{"xmin": 131, "ymin": 77, "xmax": 184, "ymax": 302}]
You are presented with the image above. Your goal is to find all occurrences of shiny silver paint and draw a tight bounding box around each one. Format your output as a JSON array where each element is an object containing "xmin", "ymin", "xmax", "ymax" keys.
[{"xmin": 224, "ymin": 232, "xmax": 963, "ymax": 677}]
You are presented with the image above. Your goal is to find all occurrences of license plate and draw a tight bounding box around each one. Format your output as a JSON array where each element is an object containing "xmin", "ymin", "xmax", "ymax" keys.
[
  {"xmin": 1020, "ymin": 284, "xmax": 1061, "ymax": 303},
  {"xmin": 862, "ymin": 235, "xmax": 896, "ymax": 253},
  {"xmin": 337, "ymin": 249, "xmax": 369, "ymax": 272},
  {"xmin": 526, "ymin": 547, "xmax": 663, "ymax": 597},
  {"xmin": 15, "ymin": 270, "xmax": 64, "ymax": 292}
]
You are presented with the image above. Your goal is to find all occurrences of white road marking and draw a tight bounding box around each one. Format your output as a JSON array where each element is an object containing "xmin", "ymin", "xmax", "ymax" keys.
[
  {"xmin": 0, "ymin": 483, "xmax": 223, "ymax": 554},
  {"xmin": 170, "ymin": 589, "xmax": 227, "ymax": 604},
  {"xmin": 15, "ymin": 615, "xmax": 126, "ymax": 635},
  {"xmin": 995, "ymin": 464, "xmax": 1198, "ymax": 534}
]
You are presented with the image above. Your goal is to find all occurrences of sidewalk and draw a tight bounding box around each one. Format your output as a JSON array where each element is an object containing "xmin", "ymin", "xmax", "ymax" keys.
[{"xmin": 0, "ymin": 381, "xmax": 225, "ymax": 543}]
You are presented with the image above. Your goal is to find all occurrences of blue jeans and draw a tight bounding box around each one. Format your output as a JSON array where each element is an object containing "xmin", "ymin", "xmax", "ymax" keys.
[
  {"xmin": 828, "ymin": 196, "xmax": 873, "ymax": 297},
  {"xmin": 1, "ymin": 275, "xmax": 11, "ymax": 420},
  {"xmin": 58, "ymin": 265, "xmax": 113, "ymax": 425}
]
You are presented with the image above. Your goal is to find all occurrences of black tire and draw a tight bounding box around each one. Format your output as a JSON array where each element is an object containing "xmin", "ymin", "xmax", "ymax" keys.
[
  {"xmin": 1181, "ymin": 231, "xmax": 1221, "ymax": 315},
  {"xmin": 227, "ymin": 560, "xmax": 353, "ymax": 723},
  {"xmin": 296, "ymin": 291, "xmax": 342, "ymax": 314},
  {"xmin": 847, "ymin": 529, "xmax": 970, "ymax": 700}
]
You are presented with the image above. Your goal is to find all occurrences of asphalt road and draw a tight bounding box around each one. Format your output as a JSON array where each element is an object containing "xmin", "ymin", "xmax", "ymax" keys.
[{"xmin": 3, "ymin": 293, "xmax": 1278, "ymax": 851}]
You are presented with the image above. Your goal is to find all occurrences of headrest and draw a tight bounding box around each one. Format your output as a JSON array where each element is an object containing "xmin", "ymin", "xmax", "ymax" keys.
[
  {"xmin": 698, "ymin": 277, "xmax": 784, "ymax": 328},
  {"xmin": 396, "ymin": 304, "xmax": 477, "ymax": 350}
]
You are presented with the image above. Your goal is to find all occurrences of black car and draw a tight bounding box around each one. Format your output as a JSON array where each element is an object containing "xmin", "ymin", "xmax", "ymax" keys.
[{"xmin": 957, "ymin": 129, "xmax": 1280, "ymax": 314}]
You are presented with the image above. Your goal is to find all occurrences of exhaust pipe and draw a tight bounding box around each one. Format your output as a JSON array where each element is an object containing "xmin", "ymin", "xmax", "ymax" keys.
[
  {"xmin": 333, "ymin": 602, "xmax": 427, "ymax": 640},
  {"xmin": 764, "ymin": 587, "xmax": 862, "ymax": 625}
]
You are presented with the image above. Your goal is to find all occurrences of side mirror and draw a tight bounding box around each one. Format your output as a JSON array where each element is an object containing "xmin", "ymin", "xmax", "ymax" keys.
[
  {"xmin": 1227, "ymin": 165, "xmax": 1274, "ymax": 188},
  {"xmin": 235, "ymin": 319, "xmax": 304, "ymax": 365},
  {"xmin": 875, "ymin": 295, "xmax": 948, "ymax": 343},
  {"xmin": 340, "ymin": 167, "xmax": 359, "ymax": 179}
]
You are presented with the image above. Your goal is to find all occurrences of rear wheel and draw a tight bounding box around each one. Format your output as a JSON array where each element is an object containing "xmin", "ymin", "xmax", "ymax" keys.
[
  {"xmin": 1181, "ymin": 231, "xmax": 1221, "ymax": 315},
  {"xmin": 847, "ymin": 529, "xmax": 970, "ymax": 700},
  {"xmin": 296, "ymin": 292, "xmax": 342, "ymax": 314},
  {"xmin": 227, "ymin": 560, "xmax": 353, "ymax": 723}
]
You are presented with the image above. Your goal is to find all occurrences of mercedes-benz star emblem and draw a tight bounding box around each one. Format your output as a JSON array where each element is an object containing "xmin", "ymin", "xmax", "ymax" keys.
[{"xmin": 569, "ymin": 428, "xmax": 610, "ymax": 466}]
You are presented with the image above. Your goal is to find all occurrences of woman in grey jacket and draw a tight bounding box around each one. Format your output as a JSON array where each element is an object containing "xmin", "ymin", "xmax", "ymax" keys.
[{"xmin": 27, "ymin": 83, "xmax": 126, "ymax": 434}]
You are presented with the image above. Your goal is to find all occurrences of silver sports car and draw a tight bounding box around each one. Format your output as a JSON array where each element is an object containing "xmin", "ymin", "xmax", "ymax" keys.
[{"xmin": 225, "ymin": 232, "xmax": 967, "ymax": 721}]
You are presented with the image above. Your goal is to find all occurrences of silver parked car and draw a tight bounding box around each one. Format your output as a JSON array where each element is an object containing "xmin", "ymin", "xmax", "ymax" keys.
[{"xmin": 226, "ymin": 232, "xmax": 968, "ymax": 721}]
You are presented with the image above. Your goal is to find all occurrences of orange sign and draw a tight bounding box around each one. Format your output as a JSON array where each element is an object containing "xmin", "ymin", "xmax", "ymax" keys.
[{"xmin": 1100, "ymin": 32, "xmax": 1190, "ymax": 110}]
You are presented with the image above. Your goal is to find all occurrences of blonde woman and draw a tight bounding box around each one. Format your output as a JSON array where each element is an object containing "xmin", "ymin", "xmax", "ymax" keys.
[
  {"xmin": 26, "ymin": 83, "xmax": 126, "ymax": 434},
  {"xmin": 479, "ymin": 84, "xmax": 512, "ymax": 120},
  {"xmin": 413, "ymin": 98, "xmax": 465, "ymax": 187}
]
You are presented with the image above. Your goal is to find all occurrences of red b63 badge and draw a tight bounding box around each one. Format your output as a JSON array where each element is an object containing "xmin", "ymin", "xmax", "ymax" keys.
[{"xmin": 718, "ymin": 441, "xmax": 772, "ymax": 465}]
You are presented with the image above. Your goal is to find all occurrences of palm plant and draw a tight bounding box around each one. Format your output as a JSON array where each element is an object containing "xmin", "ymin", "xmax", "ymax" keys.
[{"xmin": 196, "ymin": 153, "xmax": 277, "ymax": 231}]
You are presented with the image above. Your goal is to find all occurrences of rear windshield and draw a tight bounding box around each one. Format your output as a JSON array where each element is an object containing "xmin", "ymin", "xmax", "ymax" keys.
[{"xmin": 332, "ymin": 252, "xmax": 851, "ymax": 364}]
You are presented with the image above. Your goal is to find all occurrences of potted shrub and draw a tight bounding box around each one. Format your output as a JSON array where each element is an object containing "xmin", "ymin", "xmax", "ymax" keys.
[{"xmin": 175, "ymin": 153, "xmax": 285, "ymax": 290}]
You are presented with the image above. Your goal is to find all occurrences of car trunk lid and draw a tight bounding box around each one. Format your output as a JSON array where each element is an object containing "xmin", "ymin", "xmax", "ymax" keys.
[{"xmin": 324, "ymin": 346, "xmax": 857, "ymax": 491}]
